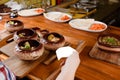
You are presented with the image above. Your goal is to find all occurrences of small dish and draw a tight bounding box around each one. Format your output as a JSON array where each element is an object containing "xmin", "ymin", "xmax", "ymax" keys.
[
  {"xmin": 41, "ymin": 32, "xmax": 65, "ymax": 50},
  {"xmin": 0, "ymin": 12, "xmax": 10, "ymax": 15},
  {"xmin": 43, "ymin": 11, "xmax": 72, "ymax": 22},
  {"xmin": 14, "ymin": 39, "xmax": 44, "ymax": 60},
  {"xmin": 97, "ymin": 33, "xmax": 120, "ymax": 52},
  {"xmin": 69, "ymin": 19, "xmax": 107, "ymax": 32},
  {"xmin": 13, "ymin": 28, "xmax": 39, "ymax": 43},
  {"xmin": 18, "ymin": 8, "xmax": 45, "ymax": 17},
  {"xmin": 4, "ymin": 20, "xmax": 24, "ymax": 32}
]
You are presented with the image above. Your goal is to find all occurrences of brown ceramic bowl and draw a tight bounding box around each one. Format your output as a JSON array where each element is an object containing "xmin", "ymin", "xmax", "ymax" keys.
[
  {"xmin": 41, "ymin": 32, "xmax": 65, "ymax": 50},
  {"xmin": 97, "ymin": 33, "xmax": 120, "ymax": 52},
  {"xmin": 5, "ymin": 20, "xmax": 24, "ymax": 32},
  {"xmin": 13, "ymin": 28, "xmax": 39, "ymax": 43},
  {"xmin": 14, "ymin": 39, "xmax": 44, "ymax": 60}
]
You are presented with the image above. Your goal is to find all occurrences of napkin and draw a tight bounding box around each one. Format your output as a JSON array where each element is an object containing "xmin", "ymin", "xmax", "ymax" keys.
[
  {"xmin": 56, "ymin": 46, "xmax": 78, "ymax": 60},
  {"xmin": 56, "ymin": 46, "xmax": 80, "ymax": 80}
]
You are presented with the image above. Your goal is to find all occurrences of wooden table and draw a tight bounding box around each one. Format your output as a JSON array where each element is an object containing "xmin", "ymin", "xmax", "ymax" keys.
[{"xmin": 0, "ymin": 15, "xmax": 120, "ymax": 80}]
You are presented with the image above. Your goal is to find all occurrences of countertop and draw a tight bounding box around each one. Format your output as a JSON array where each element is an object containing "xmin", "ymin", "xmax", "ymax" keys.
[
  {"xmin": 0, "ymin": 2, "xmax": 120, "ymax": 79},
  {"xmin": 0, "ymin": 15, "xmax": 119, "ymax": 80}
]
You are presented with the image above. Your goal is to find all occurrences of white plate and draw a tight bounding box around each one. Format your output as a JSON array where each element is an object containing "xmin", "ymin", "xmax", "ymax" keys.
[
  {"xmin": 18, "ymin": 8, "xmax": 45, "ymax": 17},
  {"xmin": 0, "ymin": 12, "xmax": 10, "ymax": 15},
  {"xmin": 43, "ymin": 12, "xmax": 72, "ymax": 22},
  {"xmin": 69, "ymin": 19, "xmax": 107, "ymax": 32}
]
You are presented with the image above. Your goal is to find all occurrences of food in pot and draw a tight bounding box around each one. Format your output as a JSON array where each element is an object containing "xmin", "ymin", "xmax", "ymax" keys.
[
  {"xmin": 47, "ymin": 34, "xmax": 60, "ymax": 42},
  {"xmin": 97, "ymin": 33, "xmax": 120, "ymax": 52},
  {"xmin": 20, "ymin": 41, "xmax": 31, "ymax": 50},
  {"xmin": 41, "ymin": 32, "xmax": 65, "ymax": 50},
  {"xmin": 5, "ymin": 20, "xmax": 24, "ymax": 32},
  {"xmin": 13, "ymin": 28, "xmax": 39, "ymax": 43},
  {"xmin": 14, "ymin": 39, "xmax": 44, "ymax": 60},
  {"xmin": 99, "ymin": 36, "xmax": 120, "ymax": 46}
]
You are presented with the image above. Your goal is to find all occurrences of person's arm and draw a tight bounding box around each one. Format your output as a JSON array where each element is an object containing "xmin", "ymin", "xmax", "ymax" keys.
[
  {"xmin": 56, "ymin": 51, "xmax": 80, "ymax": 80},
  {"xmin": 0, "ymin": 62, "xmax": 16, "ymax": 80}
]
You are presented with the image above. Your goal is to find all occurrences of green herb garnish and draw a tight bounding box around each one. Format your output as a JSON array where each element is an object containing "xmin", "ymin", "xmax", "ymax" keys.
[
  {"xmin": 102, "ymin": 36, "xmax": 120, "ymax": 46},
  {"xmin": 20, "ymin": 42, "xmax": 31, "ymax": 50},
  {"xmin": 48, "ymin": 34, "xmax": 60, "ymax": 42}
]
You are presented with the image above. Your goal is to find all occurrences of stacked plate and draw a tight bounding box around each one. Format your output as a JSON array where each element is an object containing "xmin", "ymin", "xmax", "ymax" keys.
[{"xmin": 18, "ymin": 8, "xmax": 45, "ymax": 17}]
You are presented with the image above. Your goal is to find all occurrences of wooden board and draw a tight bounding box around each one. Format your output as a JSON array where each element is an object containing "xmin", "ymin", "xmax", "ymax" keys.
[
  {"xmin": 89, "ymin": 43, "xmax": 120, "ymax": 65},
  {"xmin": 0, "ymin": 30, "xmax": 12, "ymax": 41},
  {"xmin": 0, "ymin": 32, "xmax": 86, "ymax": 78}
]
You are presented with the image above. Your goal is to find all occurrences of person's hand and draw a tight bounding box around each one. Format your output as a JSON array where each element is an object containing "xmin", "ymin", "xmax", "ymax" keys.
[{"xmin": 56, "ymin": 50, "xmax": 80, "ymax": 80}]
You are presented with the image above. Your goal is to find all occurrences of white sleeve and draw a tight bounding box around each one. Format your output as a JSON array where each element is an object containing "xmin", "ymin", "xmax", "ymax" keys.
[{"xmin": 56, "ymin": 51, "xmax": 80, "ymax": 80}]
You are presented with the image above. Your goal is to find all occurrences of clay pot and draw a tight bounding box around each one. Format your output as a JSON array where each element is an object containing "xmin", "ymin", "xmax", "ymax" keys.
[
  {"xmin": 13, "ymin": 28, "xmax": 39, "ymax": 43},
  {"xmin": 97, "ymin": 33, "xmax": 120, "ymax": 52},
  {"xmin": 5, "ymin": 20, "xmax": 24, "ymax": 32},
  {"xmin": 41, "ymin": 32, "xmax": 65, "ymax": 50},
  {"xmin": 14, "ymin": 39, "xmax": 44, "ymax": 60}
]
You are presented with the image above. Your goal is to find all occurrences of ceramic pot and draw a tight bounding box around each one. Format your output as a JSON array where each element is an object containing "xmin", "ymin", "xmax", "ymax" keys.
[
  {"xmin": 5, "ymin": 20, "xmax": 24, "ymax": 32},
  {"xmin": 14, "ymin": 39, "xmax": 44, "ymax": 60},
  {"xmin": 13, "ymin": 28, "xmax": 39, "ymax": 43}
]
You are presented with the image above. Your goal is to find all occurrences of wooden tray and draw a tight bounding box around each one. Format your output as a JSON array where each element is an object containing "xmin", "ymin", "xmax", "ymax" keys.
[
  {"xmin": 0, "ymin": 31, "xmax": 86, "ymax": 78},
  {"xmin": 89, "ymin": 43, "xmax": 120, "ymax": 65}
]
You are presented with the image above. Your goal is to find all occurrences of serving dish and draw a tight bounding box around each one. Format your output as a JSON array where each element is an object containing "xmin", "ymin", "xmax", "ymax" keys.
[
  {"xmin": 13, "ymin": 28, "xmax": 38, "ymax": 43},
  {"xmin": 97, "ymin": 33, "xmax": 120, "ymax": 52},
  {"xmin": 41, "ymin": 32, "xmax": 66, "ymax": 50},
  {"xmin": 18, "ymin": 8, "xmax": 45, "ymax": 17},
  {"xmin": 4, "ymin": 20, "xmax": 24, "ymax": 33},
  {"xmin": 69, "ymin": 19, "xmax": 107, "ymax": 32},
  {"xmin": 43, "ymin": 11, "xmax": 72, "ymax": 22},
  {"xmin": 14, "ymin": 39, "xmax": 44, "ymax": 60}
]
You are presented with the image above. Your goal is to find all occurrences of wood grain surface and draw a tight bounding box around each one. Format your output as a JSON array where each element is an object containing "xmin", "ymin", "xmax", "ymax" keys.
[
  {"xmin": 0, "ymin": 15, "xmax": 120, "ymax": 80},
  {"xmin": 89, "ymin": 43, "xmax": 120, "ymax": 65},
  {"xmin": 0, "ymin": 27, "xmax": 85, "ymax": 78}
]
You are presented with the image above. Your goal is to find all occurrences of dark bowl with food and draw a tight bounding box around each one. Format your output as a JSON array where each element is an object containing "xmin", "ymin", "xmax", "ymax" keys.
[
  {"xmin": 0, "ymin": 4, "xmax": 11, "ymax": 15},
  {"xmin": 13, "ymin": 28, "xmax": 39, "ymax": 43},
  {"xmin": 14, "ymin": 39, "xmax": 44, "ymax": 60},
  {"xmin": 41, "ymin": 32, "xmax": 65, "ymax": 50},
  {"xmin": 5, "ymin": 20, "xmax": 24, "ymax": 32},
  {"xmin": 97, "ymin": 33, "xmax": 120, "ymax": 52}
]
